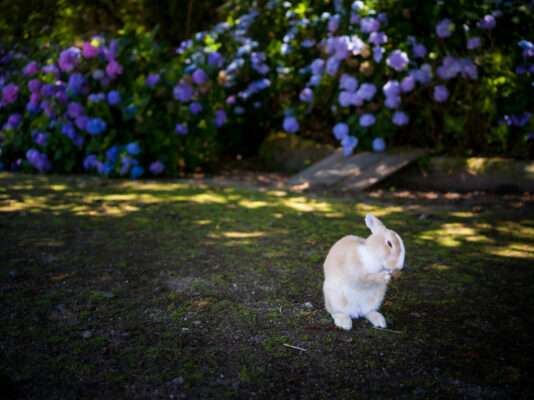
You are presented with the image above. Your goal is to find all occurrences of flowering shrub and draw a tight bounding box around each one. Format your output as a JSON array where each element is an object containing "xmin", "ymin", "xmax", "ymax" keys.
[{"xmin": 0, "ymin": 0, "xmax": 533, "ymax": 177}]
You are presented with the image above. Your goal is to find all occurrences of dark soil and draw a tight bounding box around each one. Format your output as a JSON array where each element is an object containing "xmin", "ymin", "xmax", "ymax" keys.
[{"xmin": 1, "ymin": 171, "xmax": 533, "ymax": 399}]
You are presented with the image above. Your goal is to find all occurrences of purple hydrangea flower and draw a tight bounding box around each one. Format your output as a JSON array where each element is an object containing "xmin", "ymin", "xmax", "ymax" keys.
[
  {"xmin": 413, "ymin": 43, "xmax": 427, "ymax": 58},
  {"xmin": 86, "ymin": 118, "xmax": 107, "ymax": 135},
  {"xmin": 23, "ymin": 61, "xmax": 39, "ymax": 76},
  {"xmin": 192, "ymin": 69, "xmax": 208, "ymax": 85},
  {"xmin": 32, "ymin": 130, "xmax": 47, "ymax": 146},
  {"xmin": 7, "ymin": 113, "xmax": 22, "ymax": 129},
  {"xmin": 149, "ymin": 161, "xmax": 165, "ymax": 175},
  {"xmin": 333, "ymin": 122, "xmax": 349, "ymax": 140},
  {"xmin": 360, "ymin": 17, "xmax": 380, "ymax": 33},
  {"xmin": 67, "ymin": 102, "xmax": 84, "ymax": 118},
  {"xmin": 356, "ymin": 83, "xmax": 377, "ymax": 101},
  {"xmin": 433, "ymin": 85, "xmax": 449, "ymax": 102},
  {"xmin": 467, "ymin": 37, "xmax": 481, "ymax": 50},
  {"xmin": 59, "ymin": 47, "xmax": 81, "ymax": 72},
  {"xmin": 511, "ymin": 112, "xmax": 531, "ymax": 127},
  {"xmin": 28, "ymin": 79, "xmax": 41, "ymax": 93},
  {"xmin": 299, "ymin": 88, "xmax": 314, "ymax": 103},
  {"xmin": 518, "ymin": 40, "xmax": 534, "ymax": 50},
  {"xmin": 175, "ymin": 124, "xmax": 188, "ymax": 135},
  {"xmin": 459, "ymin": 58, "xmax": 478, "ymax": 80},
  {"xmin": 359, "ymin": 113, "xmax": 376, "ymax": 127},
  {"xmin": 383, "ymin": 80, "xmax": 400, "ymax": 97},
  {"xmin": 437, "ymin": 56, "xmax": 461, "ymax": 80},
  {"xmin": 42, "ymin": 64, "xmax": 60, "ymax": 78},
  {"xmin": 145, "ymin": 74, "xmax": 160, "ymax": 87},
  {"xmin": 83, "ymin": 154, "xmax": 97, "ymax": 170},
  {"xmin": 387, "ymin": 50, "xmax": 409, "ymax": 71},
  {"xmin": 173, "ymin": 82, "xmax": 194, "ymax": 102},
  {"xmin": 401, "ymin": 76, "xmax": 415, "ymax": 92},
  {"xmin": 283, "ymin": 116, "xmax": 299, "ymax": 133},
  {"xmin": 189, "ymin": 102, "xmax": 203, "ymax": 114},
  {"xmin": 75, "ymin": 115, "xmax": 89, "ymax": 130},
  {"xmin": 213, "ymin": 109, "xmax": 227, "ymax": 127},
  {"xmin": 26, "ymin": 149, "xmax": 51, "ymax": 171},
  {"xmin": 369, "ymin": 32, "xmax": 387, "ymax": 46},
  {"xmin": 26, "ymin": 102, "xmax": 40, "ymax": 114},
  {"xmin": 2, "ymin": 83, "xmax": 19, "ymax": 103},
  {"xmin": 30, "ymin": 92, "xmax": 40, "ymax": 104},
  {"xmin": 410, "ymin": 68, "xmax": 431, "ymax": 84},
  {"xmin": 373, "ymin": 46, "xmax": 385, "ymax": 63},
  {"xmin": 392, "ymin": 111, "xmax": 409, "ymax": 126},
  {"xmin": 41, "ymin": 83, "xmax": 56, "ymax": 98},
  {"xmin": 82, "ymin": 42, "xmax": 99, "ymax": 58},
  {"xmin": 328, "ymin": 14, "xmax": 341, "ymax": 32},
  {"xmin": 106, "ymin": 60, "xmax": 123, "ymax": 79},
  {"xmin": 207, "ymin": 51, "xmax": 224, "ymax": 67},
  {"xmin": 436, "ymin": 19, "xmax": 455, "ymax": 38},
  {"xmin": 92, "ymin": 69, "xmax": 105, "ymax": 81},
  {"xmin": 477, "ymin": 15, "xmax": 496, "ymax": 29},
  {"xmin": 372, "ymin": 137, "xmax": 386, "ymax": 152},
  {"xmin": 107, "ymin": 90, "xmax": 121, "ymax": 105}
]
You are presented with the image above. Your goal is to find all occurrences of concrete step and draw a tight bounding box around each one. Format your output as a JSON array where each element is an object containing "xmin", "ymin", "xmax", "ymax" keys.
[{"xmin": 287, "ymin": 148, "xmax": 424, "ymax": 191}]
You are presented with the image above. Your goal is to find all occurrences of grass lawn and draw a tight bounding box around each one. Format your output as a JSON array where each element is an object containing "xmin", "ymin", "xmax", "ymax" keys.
[{"xmin": 1, "ymin": 172, "xmax": 533, "ymax": 399}]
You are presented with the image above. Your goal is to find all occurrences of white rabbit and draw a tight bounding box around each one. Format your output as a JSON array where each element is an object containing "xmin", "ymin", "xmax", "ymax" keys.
[{"xmin": 323, "ymin": 214, "xmax": 405, "ymax": 330}]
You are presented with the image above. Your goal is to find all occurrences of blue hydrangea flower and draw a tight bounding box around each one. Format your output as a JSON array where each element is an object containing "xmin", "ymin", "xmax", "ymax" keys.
[
  {"xmin": 383, "ymin": 80, "xmax": 400, "ymax": 97},
  {"xmin": 326, "ymin": 56, "xmax": 340, "ymax": 76},
  {"xmin": 283, "ymin": 116, "xmax": 299, "ymax": 133},
  {"xmin": 213, "ymin": 110, "xmax": 227, "ymax": 127},
  {"xmin": 341, "ymin": 135, "xmax": 358, "ymax": 156},
  {"xmin": 175, "ymin": 124, "xmax": 188, "ymax": 135},
  {"xmin": 86, "ymin": 118, "xmax": 107, "ymax": 135},
  {"xmin": 359, "ymin": 113, "xmax": 376, "ymax": 127},
  {"xmin": 67, "ymin": 73, "xmax": 85, "ymax": 95},
  {"xmin": 107, "ymin": 90, "xmax": 121, "ymax": 105},
  {"xmin": 372, "ymin": 138, "xmax": 386, "ymax": 152},
  {"xmin": 436, "ymin": 19, "xmax": 455, "ymax": 38},
  {"xmin": 299, "ymin": 88, "xmax": 314, "ymax": 103},
  {"xmin": 392, "ymin": 111, "xmax": 409, "ymax": 126},
  {"xmin": 401, "ymin": 76, "xmax": 415, "ymax": 92},
  {"xmin": 413, "ymin": 43, "xmax": 427, "ymax": 58},
  {"xmin": 433, "ymin": 85, "xmax": 449, "ymax": 102},
  {"xmin": 476, "ymin": 15, "xmax": 496, "ymax": 29},
  {"xmin": 126, "ymin": 142, "xmax": 141, "ymax": 156},
  {"xmin": 339, "ymin": 74, "xmax": 358, "ymax": 92},
  {"xmin": 356, "ymin": 83, "xmax": 377, "ymax": 101},
  {"xmin": 385, "ymin": 95, "xmax": 401, "ymax": 109},
  {"xmin": 387, "ymin": 50, "xmax": 409, "ymax": 71},
  {"xmin": 360, "ymin": 17, "xmax": 380, "ymax": 33},
  {"xmin": 173, "ymin": 82, "xmax": 194, "ymax": 102},
  {"xmin": 467, "ymin": 37, "xmax": 481, "ymax": 50},
  {"xmin": 190, "ymin": 102, "xmax": 203, "ymax": 114},
  {"xmin": 145, "ymin": 74, "xmax": 160, "ymax": 87},
  {"xmin": 333, "ymin": 122, "xmax": 349, "ymax": 140},
  {"xmin": 130, "ymin": 165, "xmax": 145, "ymax": 179},
  {"xmin": 311, "ymin": 59, "xmax": 325, "ymax": 75},
  {"xmin": 106, "ymin": 146, "xmax": 120, "ymax": 163}
]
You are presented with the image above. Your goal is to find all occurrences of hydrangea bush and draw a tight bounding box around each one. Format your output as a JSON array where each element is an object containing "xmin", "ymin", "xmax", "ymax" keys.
[{"xmin": 0, "ymin": 0, "xmax": 533, "ymax": 177}]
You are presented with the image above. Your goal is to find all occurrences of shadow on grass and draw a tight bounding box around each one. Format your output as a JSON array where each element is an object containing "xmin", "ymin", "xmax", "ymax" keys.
[{"xmin": 1, "ymin": 172, "xmax": 533, "ymax": 399}]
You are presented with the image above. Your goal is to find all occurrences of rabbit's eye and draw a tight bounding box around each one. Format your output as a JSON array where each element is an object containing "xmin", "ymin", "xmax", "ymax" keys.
[{"xmin": 387, "ymin": 240, "xmax": 392, "ymax": 248}]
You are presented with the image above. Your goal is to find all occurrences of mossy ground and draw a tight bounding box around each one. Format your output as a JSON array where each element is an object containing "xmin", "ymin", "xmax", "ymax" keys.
[{"xmin": 1, "ymin": 172, "xmax": 533, "ymax": 399}]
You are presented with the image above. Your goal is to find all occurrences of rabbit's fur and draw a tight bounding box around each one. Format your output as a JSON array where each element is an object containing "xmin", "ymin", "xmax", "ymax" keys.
[{"xmin": 323, "ymin": 214, "xmax": 405, "ymax": 330}]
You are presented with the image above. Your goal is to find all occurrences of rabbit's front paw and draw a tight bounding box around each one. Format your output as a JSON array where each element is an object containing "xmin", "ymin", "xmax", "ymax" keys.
[
  {"xmin": 365, "ymin": 311, "xmax": 386, "ymax": 328},
  {"xmin": 380, "ymin": 271, "xmax": 392, "ymax": 284},
  {"xmin": 333, "ymin": 313, "xmax": 352, "ymax": 330}
]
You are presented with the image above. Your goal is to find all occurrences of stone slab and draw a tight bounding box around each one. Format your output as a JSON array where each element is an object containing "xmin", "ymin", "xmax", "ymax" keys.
[{"xmin": 341, "ymin": 149, "xmax": 425, "ymax": 192}]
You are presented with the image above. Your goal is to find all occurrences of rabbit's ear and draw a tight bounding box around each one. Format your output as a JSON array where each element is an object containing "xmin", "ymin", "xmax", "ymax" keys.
[{"xmin": 365, "ymin": 214, "xmax": 385, "ymax": 234}]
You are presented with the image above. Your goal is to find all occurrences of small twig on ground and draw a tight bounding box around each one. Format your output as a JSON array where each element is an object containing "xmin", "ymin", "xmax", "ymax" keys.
[
  {"xmin": 74, "ymin": 226, "xmax": 84, "ymax": 233},
  {"xmin": 375, "ymin": 327, "xmax": 403, "ymax": 334},
  {"xmin": 283, "ymin": 343, "xmax": 307, "ymax": 352}
]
